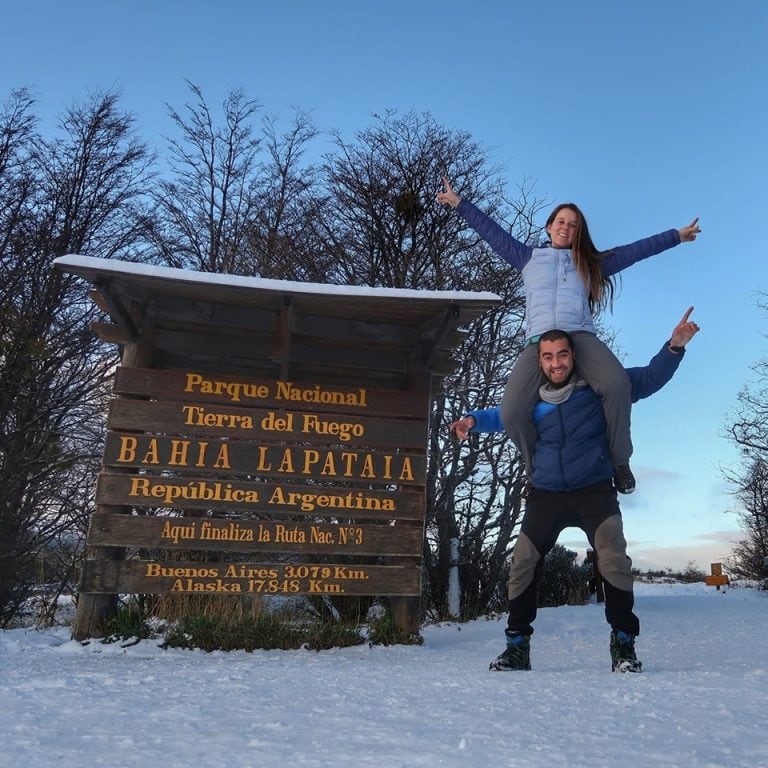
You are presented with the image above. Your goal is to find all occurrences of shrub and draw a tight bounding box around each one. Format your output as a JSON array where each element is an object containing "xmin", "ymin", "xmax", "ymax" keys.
[{"xmin": 537, "ymin": 545, "xmax": 590, "ymax": 607}]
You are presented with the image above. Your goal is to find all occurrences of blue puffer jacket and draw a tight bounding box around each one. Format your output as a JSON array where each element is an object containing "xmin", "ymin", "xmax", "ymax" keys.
[
  {"xmin": 467, "ymin": 343, "xmax": 684, "ymax": 491},
  {"xmin": 457, "ymin": 199, "xmax": 681, "ymax": 341}
]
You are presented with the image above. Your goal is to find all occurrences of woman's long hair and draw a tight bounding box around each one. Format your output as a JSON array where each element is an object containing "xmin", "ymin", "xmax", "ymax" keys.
[{"xmin": 546, "ymin": 203, "xmax": 615, "ymax": 314}]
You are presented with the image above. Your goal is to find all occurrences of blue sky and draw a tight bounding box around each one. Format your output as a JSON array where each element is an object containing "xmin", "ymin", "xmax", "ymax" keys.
[{"xmin": 4, "ymin": 0, "xmax": 766, "ymax": 570}]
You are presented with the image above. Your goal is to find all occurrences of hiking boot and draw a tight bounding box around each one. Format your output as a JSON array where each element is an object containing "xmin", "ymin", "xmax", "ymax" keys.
[
  {"xmin": 610, "ymin": 630, "xmax": 642, "ymax": 673},
  {"xmin": 489, "ymin": 633, "xmax": 531, "ymax": 671},
  {"xmin": 613, "ymin": 465, "xmax": 636, "ymax": 494}
]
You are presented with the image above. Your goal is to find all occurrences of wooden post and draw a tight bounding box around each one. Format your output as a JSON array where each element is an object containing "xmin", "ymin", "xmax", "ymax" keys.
[{"xmin": 71, "ymin": 335, "xmax": 153, "ymax": 641}]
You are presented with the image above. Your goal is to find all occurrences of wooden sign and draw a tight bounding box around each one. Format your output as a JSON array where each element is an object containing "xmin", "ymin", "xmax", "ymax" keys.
[
  {"xmin": 102, "ymin": 431, "xmax": 426, "ymax": 485},
  {"xmin": 96, "ymin": 472, "xmax": 424, "ymax": 519},
  {"xmin": 55, "ymin": 256, "xmax": 501, "ymax": 641},
  {"xmin": 106, "ymin": 399, "xmax": 426, "ymax": 448},
  {"xmin": 705, "ymin": 562, "xmax": 730, "ymax": 589},
  {"xmin": 82, "ymin": 559, "xmax": 421, "ymax": 596},
  {"xmin": 113, "ymin": 367, "xmax": 428, "ymax": 417},
  {"xmin": 86, "ymin": 513, "xmax": 423, "ymax": 556}
]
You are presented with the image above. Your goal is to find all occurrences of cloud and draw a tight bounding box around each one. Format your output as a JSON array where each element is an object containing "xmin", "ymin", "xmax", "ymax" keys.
[
  {"xmin": 560, "ymin": 530, "xmax": 743, "ymax": 573},
  {"xmin": 627, "ymin": 530, "xmax": 742, "ymax": 572}
]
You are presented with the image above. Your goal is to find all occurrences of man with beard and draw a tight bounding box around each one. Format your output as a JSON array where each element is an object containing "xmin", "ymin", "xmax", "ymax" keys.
[{"xmin": 450, "ymin": 308, "xmax": 700, "ymax": 672}]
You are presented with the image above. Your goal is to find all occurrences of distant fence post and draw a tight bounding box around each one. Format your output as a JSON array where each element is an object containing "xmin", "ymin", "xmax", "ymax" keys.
[{"xmin": 447, "ymin": 537, "xmax": 461, "ymax": 618}]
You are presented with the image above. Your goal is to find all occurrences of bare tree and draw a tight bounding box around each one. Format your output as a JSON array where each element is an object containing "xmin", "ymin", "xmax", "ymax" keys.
[
  {"xmin": 245, "ymin": 109, "xmax": 329, "ymax": 281},
  {"xmin": 0, "ymin": 88, "xmax": 153, "ymax": 625},
  {"xmin": 724, "ymin": 455, "xmax": 768, "ymax": 579},
  {"xmin": 150, "ymin": 83, "xmax": 325, "ymax": 281},
  {"xmin": 727, "ymin": 295, "xmax": 768, "ymax": 456},
  {"xmin": 149, "ymin": 82, "xmax": 262, "ymax": 273},
  {"xmin": 314, "ymin": 110, "xmax": 548, "ymax": 617},
  {"xmin": 723, "ymin": 293, "xmax": 768, "ymax": 580},
  {"xmin": 319, "ymin": 110, "xmax": 509, "ymax": 290}
]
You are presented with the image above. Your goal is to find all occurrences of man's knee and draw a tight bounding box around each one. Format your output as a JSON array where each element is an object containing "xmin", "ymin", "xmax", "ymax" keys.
[
  {"xmin": 594, "ymin": 516, "xmax": 633, "ymax": 592},
  {"xmin": 507, "ymin": 533, "xmax": 541, "ymax": 600}
]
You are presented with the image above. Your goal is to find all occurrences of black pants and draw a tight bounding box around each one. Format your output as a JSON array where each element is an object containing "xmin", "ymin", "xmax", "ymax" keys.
[{"xmin": 506, "ymin": 481, "xmax": 639, "ymax": 637}]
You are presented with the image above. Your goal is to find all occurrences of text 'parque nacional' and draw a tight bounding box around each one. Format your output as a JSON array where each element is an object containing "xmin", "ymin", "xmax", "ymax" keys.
[{"xmin": 184, "ymin": 373, "xmax": 368, "ymax": 407}]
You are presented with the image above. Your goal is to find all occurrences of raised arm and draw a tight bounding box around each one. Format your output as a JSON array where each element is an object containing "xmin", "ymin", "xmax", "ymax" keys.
[
  {"xmin": 626, "ymin": 306, "xmax": 700, "ymax": 402},
  {"xmin": 600, "ymin": 217, "xmax": 701, "ymax": 278},
  {"xmin": 437, "ymin": 177, "xmax": 532, "ymax": 269}
]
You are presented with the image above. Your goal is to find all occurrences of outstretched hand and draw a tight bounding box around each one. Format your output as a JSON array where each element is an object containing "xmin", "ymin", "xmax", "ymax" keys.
[
  {"xmin": 679, "ymin": 217, "xmax": 701, "ymax": 242},
  {"xmin": 670, "ymin": 306, "xmax": 700, "ymax": 348},
  {"xmin": 436, "ymin": 176, "xmax": 461, "ymax": 209},
  {"xmin": 449, "ymin": 415, "xmax": 475, "ymax": 440}
]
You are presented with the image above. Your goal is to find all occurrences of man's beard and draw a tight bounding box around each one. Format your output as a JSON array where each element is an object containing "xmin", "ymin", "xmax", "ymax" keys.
[{"xmin": 547, "ymin": 370, "xmax": 573, "ymax": 390}]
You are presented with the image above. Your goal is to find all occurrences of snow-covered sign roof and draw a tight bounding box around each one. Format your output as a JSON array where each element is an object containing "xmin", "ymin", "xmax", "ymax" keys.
[
  {"xmin": 54, "ymin": 254, "xmax": 500, "ymax": 304},
  {"xmin": 54, "ymin": 255, "xmax": 501, "ymax": 388}
]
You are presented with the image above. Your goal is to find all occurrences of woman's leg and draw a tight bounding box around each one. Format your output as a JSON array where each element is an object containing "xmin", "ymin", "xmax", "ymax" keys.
[
  {"xmin": 571, "ymin": 333, "xmax": 633, "ymax": 468},
  {"xmin": 500, "ymin": 344, "xmax": 544, "ymax": 475}
]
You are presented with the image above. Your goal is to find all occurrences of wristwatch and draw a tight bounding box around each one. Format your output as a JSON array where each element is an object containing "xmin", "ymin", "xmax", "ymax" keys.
[{"xmin": 667, "ymin": 340, "xmax": 685, "ymax": 354}]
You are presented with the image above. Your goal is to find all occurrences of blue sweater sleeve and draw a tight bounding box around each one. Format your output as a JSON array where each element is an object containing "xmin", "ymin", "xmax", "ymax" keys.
[
  {"xmin": 626, "ymin": 344, "xmax": 685, "ymax": 402},
  {"xmin": 456, "ymin": 199, "xmax": 533, "ymax": 269},
  {"xmin": 600, "ymin": 229, "xmax": 681, "ymax": 277},
  {"xmin": 465, "ymin": 406, "xmax": 505, "ymax": 433}
]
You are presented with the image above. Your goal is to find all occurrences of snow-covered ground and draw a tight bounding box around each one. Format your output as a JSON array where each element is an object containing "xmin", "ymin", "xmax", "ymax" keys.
[{"xmin": 1, "ymin": 582, "xmax": 765, "ymax": 768}]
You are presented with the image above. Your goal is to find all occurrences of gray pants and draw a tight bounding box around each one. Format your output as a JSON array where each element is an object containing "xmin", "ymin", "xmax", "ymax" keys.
[{"xmin": 500, "ymin": 332, "xmax": 632, "ymax": 474}]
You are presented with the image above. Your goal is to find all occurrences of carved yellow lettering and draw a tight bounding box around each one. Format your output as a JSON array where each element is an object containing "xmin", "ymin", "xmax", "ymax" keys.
[
  {"xmin": 399, "ymin": 457, "xmax": 414, "ymax": 481},
  {"xmin": 168, "ymin": 440, "xmax": 189, "ymax": 466},
  {"xmin": 256, "ymin": 446, "xmax": 272, "ymax": 471},
  {"xmin": 320, "ymin": 452, "xmax": 336, "ymax": 476},
  {"xmin": 341, "ymin": 452, "xmax": 358, "ymax": 476},
  {"xmin": 212, "ymin": 443, "xmax": 231, "ymax": 469},
  {"xmin": 310, "ymin": 526, "xmax": 334, "ymax": 544},
  {"xmin": 360, "ymin": 453, "xmax": 376, "ymax": 479},
  {"xmin": 302, "ymin": 450, "xmax": 319, "ymax": 474},
  {"xmin": 182, "ymin": 405, "xmax": 199, "ymax": 424},
  {"xmin": 278, "ymin": 449, "xmax": 295, "ymax": 473},
  {"xmin": 184, "ymin": 373, "xmax": 203, "ymax": 393},
  {"xmin": 116, "ymin": 436, "xmax": 137, "ymax": 463},
  {"xmin": 129, "ymin": 477, "xmax": 150, "ymax": 496},
  {"xmin": 140, "ymin": 438, "xmax": 160, "ymax": 465}
]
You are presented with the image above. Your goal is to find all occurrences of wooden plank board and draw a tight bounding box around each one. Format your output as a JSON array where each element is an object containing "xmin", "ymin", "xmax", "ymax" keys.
[
  {"xmin": 103, "ymin": 431, "xmax": 426, "ymax": 486},
  {"xmin": 96, "ymin": 472, "xmax": 424, "ymax": 520},
  {"xmin": 113, "ymin": 367, "xmax": 429, "ymax": 417},
  {"xmin": 86, "ymin": 514, "xmax": 423, "ymax": 556},
  {"xmin": 82, "ymin": 559, "xmax": 421, "ymax": 596},
  {"xmin": 106, "ymin": 399, "xmax": 427, "ymax": 449},
  {"xmin": 150, "ymin": 328, "xmax": 411, "ymax": 373}
]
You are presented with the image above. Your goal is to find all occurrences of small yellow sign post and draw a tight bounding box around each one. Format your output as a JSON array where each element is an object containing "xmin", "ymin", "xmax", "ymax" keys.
[{"xmin": 704, "ymin": 562, "xmax": 730, "ymax": 590}]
